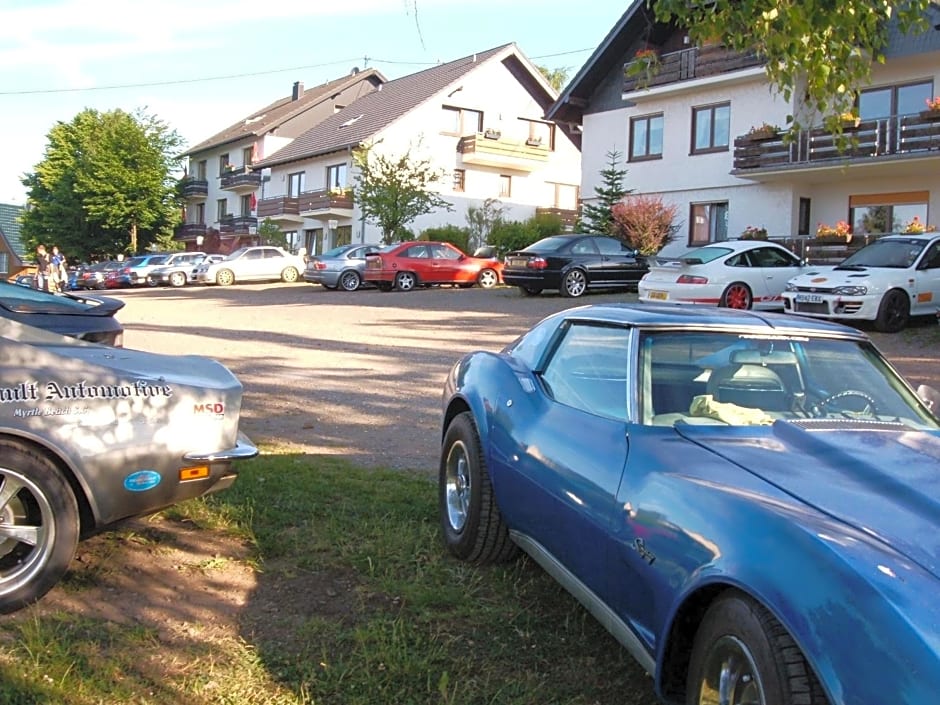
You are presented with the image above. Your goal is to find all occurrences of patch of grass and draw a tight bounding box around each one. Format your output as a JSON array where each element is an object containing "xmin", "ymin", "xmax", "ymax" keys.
[{"xmin": 0, "ymin": 451, "xmax": 655, "ymax": 704}]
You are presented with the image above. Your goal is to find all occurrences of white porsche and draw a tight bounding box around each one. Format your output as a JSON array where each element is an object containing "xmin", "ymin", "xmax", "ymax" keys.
[
  {"xmin": 638, "ymin": 240, "xmax": 805, "ymax": 310},
  {"xmin": 782, "ymin": 233, "xmax": 940, "ymax": 332}
]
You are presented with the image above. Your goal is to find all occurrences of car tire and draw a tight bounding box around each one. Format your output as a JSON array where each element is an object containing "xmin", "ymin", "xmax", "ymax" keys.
[
  {"xmin": 339, "ymin": 271, "xmax": 361, "ymax": 292},
  {"xmin": 686, "ymin": 589, "xmax": 828, "ymax": 705},
  {"xmin": 720, "ymin": 282, "xmax": 753, "ymax": 310},
  {"xmin": 519, "ymin": 286, "xmax": 543, "ymax": 297},
  {"xmin": 147, "ymin": 277, "xmax": 159, "ymax": 288},
  {"xmin": 216, "ymin": 269, "xmax": 235, "ymax": 286},
  {"xmin": 395, "ymin": 271, "xmax": 417, "ymax": 292},
  {"xmin": 874, "ymin": 289, "xmax": 910, "ymax": 333},
  {"xmin": 477, "ymin": 268, "xmax": 498, "ymax": 289},
  {"xmin": 281, "ymin": 267, "xmax": 299, "ymax": 283},
  {"xmin": 439, "ymin": 412, "xmax": 519, "ymax": 564},
  {"xmin": 561, "ymin": 269, "xmax": 587, "ymax": 298},
  {"xmin": 0, "ymin": 440, "xmax": 80, "ymax": 614},
  {"xmin": 169, "ymin": 271, "xmax": 187, "ymax": 288}
]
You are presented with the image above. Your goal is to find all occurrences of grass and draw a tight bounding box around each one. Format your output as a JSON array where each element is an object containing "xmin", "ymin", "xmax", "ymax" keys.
[{"xmin": 0, "ymin": 451, "xmax": 656, "ymax": 705}]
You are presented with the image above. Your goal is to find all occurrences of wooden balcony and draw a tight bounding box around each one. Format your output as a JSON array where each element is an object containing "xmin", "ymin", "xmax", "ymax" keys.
[
  {"xmin": 179, "ymin": 177, "xmax": 208, "ymax": 200},
  {"xmin": 623, "ymin": 44, "xmax": 763, "ymax": 93},
  {"xmin": 457, "ymin": 132, "xmax": 550, "ymax": 172},
  {"xmin": 175, "ymin": 223, "xmax": 207, "ymax": 241},
  {"xmin": 298, "ymin": 189, "xmax": 354, "ymax": 219},
  {"xmin": 219, "ymin": 215, "xmax": 258, "ymax": 234},
  {"xmin": 220, "ymin": 167, "xmax": 262, "ymax": 194},
  {"xmin": 256, "ymin": 196, "xmax": 301, "ymax": 223},
  {"xmin": 732, "ymin": 112, "xmax": 940, "ymax": 182}
]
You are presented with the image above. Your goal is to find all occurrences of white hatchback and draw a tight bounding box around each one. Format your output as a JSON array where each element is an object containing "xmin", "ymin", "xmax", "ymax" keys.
[
  {"xmin": 782, "ymin": 233, "xmax": 940, "ymax": 332},
  {"xmin": 638, "ymin": 240, "xmax": 804, "ymax": 310}
]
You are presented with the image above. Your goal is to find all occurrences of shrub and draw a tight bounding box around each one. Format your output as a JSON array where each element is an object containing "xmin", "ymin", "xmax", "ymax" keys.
[
  {"xmin": 740, "ymin": 226, "xmax": 768, "ymax": 240},
  {"xmin": 420, "ymin": 224, "xmax": 471, "ymax": 252},
  {"xmin": 487, "ymin": 221, "xmax": 541, "ymax": 259},
  {"xmin": 610, "ymin": 195, "xmax": 678, "ymax": 255},
  {"xmin": 531, "ymin": 212, "xmax": 565, "ymax": 239}
]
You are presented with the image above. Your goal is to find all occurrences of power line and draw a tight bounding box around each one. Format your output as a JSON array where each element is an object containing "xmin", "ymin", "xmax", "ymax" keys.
[{"xmin": 0, "ymin": 48, "xmax": 594, "ymax": 97}]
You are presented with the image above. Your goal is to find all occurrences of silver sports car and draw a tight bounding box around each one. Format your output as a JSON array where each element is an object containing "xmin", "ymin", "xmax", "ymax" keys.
[{"xmin": 0, "ymin": 319, "xmax": 258, "ymax": 612}]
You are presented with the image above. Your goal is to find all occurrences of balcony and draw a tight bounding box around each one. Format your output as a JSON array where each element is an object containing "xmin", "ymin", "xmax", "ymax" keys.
[
  {"xmin": 623, "ymin": 44, "xmax": 763, "ymax": 94},
  {"xmin": 256, "ymin": 196, "xmax": 302, "ymax": 224},
  {"xmin": 731, "ymin": 112, "xmax": 940, "ymax": 183},
  {"xmin": 298, "ymin": 188, "xmax": 355, "ymax": 220},
  {"xmin": 179, "ymin": 176, "xmax": 208, "ymax": 200},
  {"xmin": 219, "ymin": 215, "xmax": 258, "ymax": 234},
  {"xmin": 535, "ymin": 207, "xmax": 579, "ymax": 231},
  {"xmin": 175, "ymin": 223, "xmax": 207, "ymax": 242},
  {"xmin": 220, "ymin": 167, "xmax": 262, "ymax": 194},
  {"xmin": 457, "ymin": 132, "xmax": 550, "ymax": 172}
]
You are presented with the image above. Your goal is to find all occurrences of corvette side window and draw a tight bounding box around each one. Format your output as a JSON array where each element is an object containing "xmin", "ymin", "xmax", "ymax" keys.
[{"xmin": 539, "ymin": 323, "xmax": 630, "ymax": 421}]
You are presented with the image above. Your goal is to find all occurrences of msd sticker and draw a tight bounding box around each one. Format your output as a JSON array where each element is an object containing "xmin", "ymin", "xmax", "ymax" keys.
[
  {"xmin": 194, "ymin": 402, "xmax": 225, "ymax": 418},
  {"xmin": 124, "ymin": 470, "xmax": 162, "ymax": 492}
]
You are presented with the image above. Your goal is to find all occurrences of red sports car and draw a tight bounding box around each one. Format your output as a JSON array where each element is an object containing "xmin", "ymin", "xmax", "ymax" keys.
[{"xmin": 364, "ymin": 241, "xmax": 502, "ymax": 291}]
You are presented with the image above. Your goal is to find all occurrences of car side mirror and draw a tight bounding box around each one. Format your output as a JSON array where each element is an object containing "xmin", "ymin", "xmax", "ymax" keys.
[{"xmin": 917, "ymin": 384, "xmax": 940, "ymax": 416}]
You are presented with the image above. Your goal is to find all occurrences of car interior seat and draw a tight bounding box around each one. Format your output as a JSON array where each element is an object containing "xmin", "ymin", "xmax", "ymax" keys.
[{"xmin": 706, "ymin": 358, "xmax": 789, "ymax": 411}]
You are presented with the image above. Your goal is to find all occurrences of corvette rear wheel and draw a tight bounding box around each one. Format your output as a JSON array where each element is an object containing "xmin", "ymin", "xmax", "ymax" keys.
[
  {"xmin": 0, "ymin": 440, "xmax": 80, "ymax": 614},
  {"xmin": 169, "ymin": 271, "xmax": 187, "ymax": 287},
  {"xmin": 720, "ymin": 282, "xmax": 753, "ymax": 310},
  {"xmin": 395, "ymin": 271, "xmax": 417, "ymax": 292},
  {"xmin": 439, "ymin": 412, "xmax": 518, "ymax": 564},
  {"xmin": 216, "ymin": 269, "xmax": 235, "ymax": 286},
  {"xmin": 561, "ymin": 269, "xmax": 587, "ymax": 297},
  {"xmin": 687, "ymin": 590, "xmax": 828, "ymax": 705}
]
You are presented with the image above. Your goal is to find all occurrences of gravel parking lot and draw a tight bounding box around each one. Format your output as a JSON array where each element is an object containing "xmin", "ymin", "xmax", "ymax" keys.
[{"xmin": 114, "ymin": 282, "xmax": 940, "ymax": 472}]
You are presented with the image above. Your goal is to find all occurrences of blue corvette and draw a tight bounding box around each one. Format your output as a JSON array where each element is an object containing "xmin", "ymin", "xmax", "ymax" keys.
[{"xmin": 438, "ymin": 303, "xmax": 940, "ymax": 705}]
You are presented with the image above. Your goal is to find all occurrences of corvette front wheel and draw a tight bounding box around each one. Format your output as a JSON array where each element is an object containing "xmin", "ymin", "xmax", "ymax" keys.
[
  {"xmin": 439, "ymin": 412, "xmax": 518, "ymax": 564},
  {"xmin": 686, "ymin": 590, "xmax": 828, "ymax": 705}
]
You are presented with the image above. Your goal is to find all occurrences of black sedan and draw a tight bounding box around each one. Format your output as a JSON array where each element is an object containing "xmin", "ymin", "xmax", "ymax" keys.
[
  {"xmin": 502, "ymin": 234, "xmax": 648, "ymax": 297},
  {"xmin": 0, "ymin": 281, "xmax": 124, "ymax": 346}
]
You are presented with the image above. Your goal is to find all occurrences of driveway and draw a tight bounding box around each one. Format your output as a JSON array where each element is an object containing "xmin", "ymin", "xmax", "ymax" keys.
[{"xmin": 115, "ymin": 283, "xmax": 940, "ymax": 471}]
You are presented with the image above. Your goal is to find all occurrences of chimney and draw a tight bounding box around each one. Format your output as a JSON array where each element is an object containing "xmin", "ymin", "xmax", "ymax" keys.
[{"xmin": 292, "ymin": 81, "xmax": 304, "ymax": 101}]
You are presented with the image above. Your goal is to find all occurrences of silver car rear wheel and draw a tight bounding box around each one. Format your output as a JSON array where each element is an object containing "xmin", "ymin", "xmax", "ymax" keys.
[{"xmin": 340, "ymin": 270, "xmax": 361, "ymax": 291}]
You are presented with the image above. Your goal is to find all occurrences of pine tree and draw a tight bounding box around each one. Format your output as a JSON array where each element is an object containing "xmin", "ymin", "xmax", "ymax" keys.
[{"xmin": 579, "ymin": 150, "xmax": 632, "ymax": 236}]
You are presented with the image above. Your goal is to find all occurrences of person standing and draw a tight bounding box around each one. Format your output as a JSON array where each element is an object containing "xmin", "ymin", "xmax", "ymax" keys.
[
  {"xmin": 35, "ymin": 245, "xmax": 53, "ymax": 292},
  {"xmin": 50, "ymin": 246, "xmax": 68, "ymax": 292}
]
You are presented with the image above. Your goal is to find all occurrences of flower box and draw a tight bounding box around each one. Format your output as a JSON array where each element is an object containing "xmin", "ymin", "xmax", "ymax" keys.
[{"xmin": 919, "ymin": 109, "xmax": 940, "ymax": 121}]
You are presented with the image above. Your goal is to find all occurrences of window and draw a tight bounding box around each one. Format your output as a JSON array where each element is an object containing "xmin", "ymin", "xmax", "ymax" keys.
[
  {"xmin": 798, "ymin": 198, "xmax": 812, "ymax": 236},
  {"xmin": 453, "ymin": 169, "xmax": 466, "ymax": 192},
  {"xmin": 403, "ymin": 244, "xmax": 431, "ymax": 259},
  {"xmin": 551, "ymin": 183, "xmax": 579, "ymax": 209},
  {"xmin": 216, "ymin": 199, "xmax": 228, "ymax": 221},
  {"xmin": 540, "ymin": 322, "xmax": 630, "ymax": 421},
  {"xmin": 689, "ymin": 202, "xmax": 728, "ymax": 245},
  {"xmin": 499, "ymin": 174, "xmax": 512, "ymax": 198},
  {"xmin": 442, "ymin": 106, "xmax": 483, "ymax": 135},
  {"xmin": 692, "ymin": 103, "xmax": 730, "ymax": 153},
  {"xmin": 195, "ymin": 202, "xmax": 205, "ymax": 224},
  {"xmin": 335, "ymin": 225, "xmax": 352, "ymax": 246},
  {"xmin": 327, "ymin": 164, "xmax": 347, "ymax": 191},
  {"xmin": 239, "ymin": 194, "xmax": 251, "ymax": 216},
  {"xmin": 196, "ymin": 160, "xmax": 207, "ymax": 180},
  {"xmin": 849, "ymin": 191, "xmax": 929, "ymax": 234},
  {"xmin": 288, "ymin": 172, "xmax": 305, "ymax": 198},
  {"xmin": 242, "ymin": 147, "xmax": 253, "ymax": 166},
  {"xmin": 219, "ymin": 153, "xmax": 230, "ymax": 174},
  {"xmin": 0, "ymin": 252, "xmax": 7, "ymax": 275},
  {"xmin": 630, "ymin": 113, "xmax": 664, "ymax": 160},
  {"xmin": 430, "ymin": 244, "xmax": 462, "ymax": 260},
  {"xmin": 305, "ymin": 228, "xmax": 324, "ymax": 256},
  {"xmin": 859, "ymin": 81, "xmax": 932, "ymax": 118},
  {"xmin": 519, "ymin": 118, "xmax": 554, "ymax": 148}
]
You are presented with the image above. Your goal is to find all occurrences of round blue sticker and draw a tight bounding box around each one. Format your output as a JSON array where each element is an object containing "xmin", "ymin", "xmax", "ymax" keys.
[{"xmin": 124, "ymin": 470, "xmax": 162, "ymax": 492}]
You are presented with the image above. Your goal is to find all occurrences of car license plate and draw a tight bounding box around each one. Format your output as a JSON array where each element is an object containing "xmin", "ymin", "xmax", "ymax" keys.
[
  {"xmin": 648, "ymin": 290, "xmax": 668, "ymax": 301},
  {"xmin": 794, "ymin": 293, "xmax": 824, "ymax": 304},
  {"xmin": 508, "ymin": 258, "xmax": 528, "ymax": 267}
]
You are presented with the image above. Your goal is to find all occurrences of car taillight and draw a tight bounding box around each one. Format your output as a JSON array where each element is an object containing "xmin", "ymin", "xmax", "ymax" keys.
[
  {"xmin": 314, "ymin": 261, "xmax": 327, "ymax": 270},
  {"xmin": 677, "ymin": 274, "xmax": 708, "ymax": 284},
  {"xmin": 528, "ymin": 257, "xmax": 548, "ymax": 270}
]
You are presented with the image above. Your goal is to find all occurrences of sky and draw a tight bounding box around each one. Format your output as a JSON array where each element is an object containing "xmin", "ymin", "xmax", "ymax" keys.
[{"xmin": 0, "ymin": 0, "xmax": 629, "ymax": 205}]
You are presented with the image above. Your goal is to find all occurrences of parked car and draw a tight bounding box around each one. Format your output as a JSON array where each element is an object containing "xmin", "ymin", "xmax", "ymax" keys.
[
  {"xmin": 439, "ymin": 302, "xmax": 940, "ymax": 705},
  {"xmin": 0, "ymin": 317, "xmax": 257, "ymax": 612},
  {"xmin": 783, "ymin": 233, "xmax": 940, "ymax": 332},
  {"xmin": 363, "ymin": 241, "xmax": 502, "ymax": 291},
  {"xmin": 304, "ymin": 244, "xmax": 382, "ymax": 291},
  {"xmin": 9, "ymin": 275, "xmax": 35, "ymax": 287},
  {"xmin": 0, "ymin": 280, "xmax": 124, "ymax": 346},
  {"xmin": 75, "ymin": 260, "xmax": 123, "ymax": 290},
  {"xmin": 109, "ymin": 253, "xmax": 181, "ymax": 287},
  {"xmin": 501, "ymin": 234, "xmax": 647, "ymax": 297},
  {"xmin": 147, "ymin": 252, "xmax": 220, "ymax": 287},
  {"xmin": 638, "ymin": 240, "xmax": 805, "ymax": 310},
  {"xmin": 194, "ymin": 246, "xmax": 305, "ymax": 286}
]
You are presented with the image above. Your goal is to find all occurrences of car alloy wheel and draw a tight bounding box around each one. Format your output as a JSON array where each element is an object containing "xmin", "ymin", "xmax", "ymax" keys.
[
  {"xmin": 281, "ymin": 267, "xmax": 299, "ymax": 283},
  {"xmin": 340, "ymin": 271, "xmax": 361, "ymax": 291},
  {"xmin": 216, "ymin": 269, "xmax": 235, "ymax": 286},
  {"xmin": 169, "ymin": 271, "xmax": 187, "ymax": 287},
  {"xmin": 477, "ymin": 268, "xmax": 498, "ymax": 289},
  {"xmin": 395, "ymin": 271, "xmax": 417, "ymax": 292},
  {"xmin": 874, "ymin": 289, "xmax": 910, "ymax": 333},
  {"xmin": 720, "ymin": 282, "xmax": 753, "ymax": 310},
  {"xmin": 562, "ymin": 269, "xmax": 587, "ymax": 297}
]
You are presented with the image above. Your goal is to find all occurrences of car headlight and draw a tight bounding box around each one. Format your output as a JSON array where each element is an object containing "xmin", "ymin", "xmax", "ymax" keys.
[
  {"xmin": 832, "ymin": 286, "xmax": 868, "ymax": 296},
  {"xmin": 785, "ymin": 282, "xmax": 799, "ymax": 292}
]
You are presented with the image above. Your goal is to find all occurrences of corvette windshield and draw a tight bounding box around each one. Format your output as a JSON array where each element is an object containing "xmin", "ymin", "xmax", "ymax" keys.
[{"xmin": 838, "ymin": 239, "xmax": 925, "ymax": 269}]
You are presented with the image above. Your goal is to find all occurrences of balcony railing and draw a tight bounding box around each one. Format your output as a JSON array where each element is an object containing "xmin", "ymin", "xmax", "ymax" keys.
[
  {"xmin": 256, "ymin": 196, "xmax": 300, "ymax": 220},
  {"xmin": 457, "ymin": 132, "xmax": 550, "ymax": 171},
  {"xmin": 180, "ymin": 177, "xmax": 208, "ymax": 199},
  {"xmin": 219, "ymin": 215, "xmax": 258, "ymax": 234},
  {"xmin": 220, "ymin": 167, "xmax": 262, "ymax": 192},
  {"xmin": 298, "ymin": 188, "xmax": 354, "ymax": 214},
  {"xmin": 623, "ymin": 44, "xmax": 763, "ymax": 93},
  {"xmin": 732, "ymin": 112, "xmax": 940, "ymax": 173},
  {"xmin": 176, "ymin": 223, "xmax": 207, "ymax": 240}
]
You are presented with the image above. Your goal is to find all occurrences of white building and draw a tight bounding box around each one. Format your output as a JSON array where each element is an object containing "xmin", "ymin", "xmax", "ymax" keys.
[
  {"xmin": 548, "ymin": 1, "xmax": 940, "ymax": 256},
  {"xmin": 252, "ymin": 43, "xmax": 582, "ymax": 254}
]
